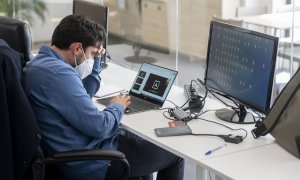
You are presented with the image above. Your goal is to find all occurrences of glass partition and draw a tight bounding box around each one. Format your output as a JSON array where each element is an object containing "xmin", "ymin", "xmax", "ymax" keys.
[{"xmin": 1, "ymin": 0, "xmax": 299, "ymax": 88}]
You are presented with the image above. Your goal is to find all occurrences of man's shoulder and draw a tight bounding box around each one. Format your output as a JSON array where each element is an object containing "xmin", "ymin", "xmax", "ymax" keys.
[
  {"xmin": 29, "ymin": 54, "xmax": 72, "ymax": 74},
  {"xmin": 24, "ymin": 46, "xmax": 80, "ymax": 84}
]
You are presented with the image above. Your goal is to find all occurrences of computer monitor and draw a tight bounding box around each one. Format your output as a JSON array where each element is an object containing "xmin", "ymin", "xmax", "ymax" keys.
[
  {"xmin": 204, "ymin": 20, "xmax": 279, "ymax": 123},
  {"xmin": 73, "ymin": 0, "xmax": 109, "ymax": 64}
]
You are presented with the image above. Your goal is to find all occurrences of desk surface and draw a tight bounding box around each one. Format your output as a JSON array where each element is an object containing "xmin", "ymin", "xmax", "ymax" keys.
[
  {"xmin": 203, "ymin": 143, "xmax": 300, "ymax": 180},
  {"xmin": 94, "ymin": 62, "xmax": 300, "ymax": 180},
  {"xmin": 237, "ymin": 11, "xmax": 300, "ymax": 30}
]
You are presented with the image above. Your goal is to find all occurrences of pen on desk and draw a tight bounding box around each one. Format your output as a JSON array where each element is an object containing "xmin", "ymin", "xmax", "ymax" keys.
[
  {"xmin": 204, "ymin": 144, "xmax": 227, "ymax": 156},
  {"xmin": 94, "ymin": 89, "xmax": 126, "ymax": 98}
]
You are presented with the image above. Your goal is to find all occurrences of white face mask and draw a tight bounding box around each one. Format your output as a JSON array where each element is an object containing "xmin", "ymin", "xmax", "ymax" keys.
[{"xmin": 74, "ymin": 49, "xmax": 93, "ymax": 79}]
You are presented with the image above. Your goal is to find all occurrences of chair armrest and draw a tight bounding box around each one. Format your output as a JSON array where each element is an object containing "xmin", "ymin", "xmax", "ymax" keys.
[
  {"xmin": 32, "ymin": 149, "xmax": 129, "ymax": 180},
  {"xmin": 43, "ymin": 149, "xmax": 127, "ymax": 163}
]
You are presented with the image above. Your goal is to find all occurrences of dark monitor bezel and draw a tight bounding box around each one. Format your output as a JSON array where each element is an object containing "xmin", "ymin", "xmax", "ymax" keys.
[
  {"xmin": 73, "ymin": 0, "xmax": 109, "ymax": 62},
  {"xmin": 204, "ymin": 20, "xmax": 279, "ymax": 114}
]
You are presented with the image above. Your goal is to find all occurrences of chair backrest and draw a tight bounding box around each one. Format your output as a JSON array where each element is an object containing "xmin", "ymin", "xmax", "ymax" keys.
[
  {"xmin": 0, "ymin": 16, "xmax": 33, "ymax": 63},
  {"xmin": 0, "ymin": 39, "xmax": 130, "ymax": 180},
  {"xmin": 0, "ymin": 39, "xmax": 40, "ymax": 180}
]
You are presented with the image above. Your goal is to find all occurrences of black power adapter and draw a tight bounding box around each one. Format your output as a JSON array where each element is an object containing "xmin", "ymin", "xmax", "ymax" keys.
[
  {"xmin": 219, "ymin": 134, "xmax": 244, "ymax": 144},
  {"xmin": 188, "ymin": 100, "xmax": 203, "ymax": 113}
]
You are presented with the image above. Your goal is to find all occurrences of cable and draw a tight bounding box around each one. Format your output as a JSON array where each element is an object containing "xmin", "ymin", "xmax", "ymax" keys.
[
  {"xmin": 180, "ymin": 99, "xmax": 190, "ymax": 109},
  {"xmin": 161, "ymin": 107, "xmax": 247, "ymax": 142},
  {"xmin": 190, "ymin": 133, "xmax": 220, "ymax": 137},
  {"xmin": 162, "ymin": 111, "xmax": 176, "ymax": 120},
  {"xmin": 166, "ymin": 99, "xmax": 180, "ymax": 108},
  {"xmin": 196, "ymin": 79, "xmax": 209, "ymax": 101},
  {"xmin": 189, "ymin": 117, "xmax": 248, "ymax": 140},
  {"xmin": 183, "ymin": 79, "xmax": 208, "ymax": 113},
  {"xmin": 207, "ymin": 88, "xmax": 236, "ymax": 109},
  {"xmin": 197, "ymin": 109, "xmax": 220, "ymax": 116},
  {"xmin": 159, "ymin": 78, "xmax": 247, "ymax": 142},
  {"xmin": 191, "ymin": 131, "xmax": 245, "ymax": 144},
  {"xmin": 197, "ymin": 78, "xmax": 238, "ymax": 110},
  {"xmin": 197, "ymin": 78, "xmax": 212, "ymax": 98},
  {"xmin": 204, "ymin": 86, "xmax": 260, "ymax": 124}
]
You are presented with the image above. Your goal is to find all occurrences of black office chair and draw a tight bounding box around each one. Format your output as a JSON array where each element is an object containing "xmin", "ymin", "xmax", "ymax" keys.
[
  {"xmin": 0, "ymin": 16, "xmax": 33, "ymax": 65},
  {"xmin": 0, "ymin": 39, "xmax": 129, "ymax": 180}
]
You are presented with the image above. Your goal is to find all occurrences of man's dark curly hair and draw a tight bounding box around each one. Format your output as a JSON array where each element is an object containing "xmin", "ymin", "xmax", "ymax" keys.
[{"xmin": 51, "ymin": 15, "xmax": 105, "ymax": 50}]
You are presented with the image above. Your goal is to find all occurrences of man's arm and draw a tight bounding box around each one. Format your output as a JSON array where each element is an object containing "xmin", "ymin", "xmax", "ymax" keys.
[
  {"xmin": 48, "ymin": 68, "xmax": 123, "ymax": 139},
  {"xmin": 82, "ymin": 56, "xmax": 103, "ymax": 97}
]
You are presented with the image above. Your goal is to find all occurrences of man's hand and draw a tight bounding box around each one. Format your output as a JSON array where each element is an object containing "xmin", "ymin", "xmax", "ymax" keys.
[
  {"xmin": 109, "ymin": 95, "xmax": 131, "ymax": 109},
  {"xmin": 95, "ymin": 45, "xmax": 106, "ymax": 57}
]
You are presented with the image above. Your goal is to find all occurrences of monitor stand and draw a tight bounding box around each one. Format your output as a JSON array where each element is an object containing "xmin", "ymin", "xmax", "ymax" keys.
[
  {"xmin": 215, "ymin": 105, "xmax": 255, "ymax": 124},
  {"xmin": 124, "ymin": 44, "xmax": 156, "ymax": 64}
]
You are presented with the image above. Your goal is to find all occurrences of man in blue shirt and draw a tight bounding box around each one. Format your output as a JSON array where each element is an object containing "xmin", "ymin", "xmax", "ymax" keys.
[{"xmin": 23, "ymin": 15, "xmax": 184, "ymax": 180}]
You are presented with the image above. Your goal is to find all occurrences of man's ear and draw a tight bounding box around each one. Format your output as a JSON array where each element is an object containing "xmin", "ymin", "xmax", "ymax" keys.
[{"xmin": 69, "ymin": 42, "xmax": 82, "ymax": 55}]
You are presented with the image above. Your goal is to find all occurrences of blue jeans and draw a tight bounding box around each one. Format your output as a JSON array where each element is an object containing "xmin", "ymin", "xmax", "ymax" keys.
[{"xmin": 106, "ymin": 129, "xmax": 184, "ymax": 180}]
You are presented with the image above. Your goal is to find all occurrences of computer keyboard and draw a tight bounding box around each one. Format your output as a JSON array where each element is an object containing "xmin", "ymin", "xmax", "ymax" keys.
[
  {"xmin": 128, "ymin": 96, "xmax": 157, "ymax": 113},
  {"xmin": 97, "ymin": 95, "xmax": 158, "ymax": 114}
]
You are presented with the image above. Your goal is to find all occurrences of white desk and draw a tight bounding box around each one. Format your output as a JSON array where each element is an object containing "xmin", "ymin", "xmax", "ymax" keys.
[
  {"xmin": 95, "ymin": 62, "xmax": 285, "ymax": 180},
  {"xmin": 203, "ymin": 143, "xmax": 300, "ymax": 180},
  {"xmin": 236, "ymin": 11, "xmax": 300, "ymax": 36}
]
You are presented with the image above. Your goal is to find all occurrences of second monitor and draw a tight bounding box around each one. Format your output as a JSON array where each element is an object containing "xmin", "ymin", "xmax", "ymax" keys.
[
  {"xmin": 73, "ymin": 0, "xmax": 109, "ymax": 64},
  {"xmin": 204, "ymin": 20, "xmax": 279, "ymax": 123}
]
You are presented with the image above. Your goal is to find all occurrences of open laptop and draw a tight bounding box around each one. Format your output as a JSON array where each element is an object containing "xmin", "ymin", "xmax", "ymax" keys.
[{"xmin": 97, "ymin": 63, "xmax": 178, "ymax": 114}]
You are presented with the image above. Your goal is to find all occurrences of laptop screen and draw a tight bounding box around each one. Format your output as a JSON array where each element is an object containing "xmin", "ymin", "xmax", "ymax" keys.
[{"xmin": 129, "ymin": 63, "xmax": 178, "ymax": 106}]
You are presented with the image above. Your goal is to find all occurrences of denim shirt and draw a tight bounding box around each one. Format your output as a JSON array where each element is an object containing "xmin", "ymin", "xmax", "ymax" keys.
[{"xmin": 22, "ymin": 46, "xmax": 125, "ymax": 179}]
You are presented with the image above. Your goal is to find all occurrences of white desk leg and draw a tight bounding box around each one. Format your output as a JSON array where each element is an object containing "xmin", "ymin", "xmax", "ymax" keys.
[
  {"xmin": 196, "ymin": 165, "xmax": 207, "ymax": 180},
  {"xmin": 196, "ymin": 166, "xmax": 226, "ymax": 180},
  {"xmin": 215, "ymin": 174, "xmax": 224, "ymax": 180}
]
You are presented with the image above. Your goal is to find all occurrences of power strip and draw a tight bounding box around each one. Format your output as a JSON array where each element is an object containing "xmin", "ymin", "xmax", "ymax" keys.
[
  {"xmin": 184, "ymin": 84, "xmax": 203, "ymax": 113},
  {"xmin": 184, "ymin": 84, "xmax": 201, "ymax": 101}
]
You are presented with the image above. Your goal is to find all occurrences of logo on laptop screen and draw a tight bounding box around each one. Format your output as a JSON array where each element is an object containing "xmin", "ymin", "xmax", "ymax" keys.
[
  {"xmin": 152, "ymin": 80, "xmax": 160, "ymax": 90},
  {"xmin": 144, "ymin": 73, "xmax": 169, "ymax": 97}
]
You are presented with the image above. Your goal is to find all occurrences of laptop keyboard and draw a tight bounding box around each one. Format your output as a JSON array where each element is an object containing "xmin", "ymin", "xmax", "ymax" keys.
[
  {"xmin": 128, "ymin": 96, "xmax": 158, "ymax": 113},
  {"xmin": 96, "ymin": 95, "xmax": 158, "ymax": 114}
]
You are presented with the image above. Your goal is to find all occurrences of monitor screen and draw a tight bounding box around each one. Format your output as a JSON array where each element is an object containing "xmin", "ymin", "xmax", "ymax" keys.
[
  {"xmin": 204, "ymin": 20, "xmax": 278, "ymax": 122},
  {"xmin": 73, "ymin": 0, "xmax": 109, "ymax": 63}
]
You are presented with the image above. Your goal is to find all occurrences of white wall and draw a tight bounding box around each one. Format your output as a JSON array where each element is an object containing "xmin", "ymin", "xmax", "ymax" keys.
[
  {"xmin": 31, "ymin": 0, "xmax": 106, "ymax": 43},
  {"xmin": 87, "ymin": 0, "xmax": 103, "ymax": 4},
  {"xmin": 243, "ymin": 0, "xmax": 274, "ymax": 12}
]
